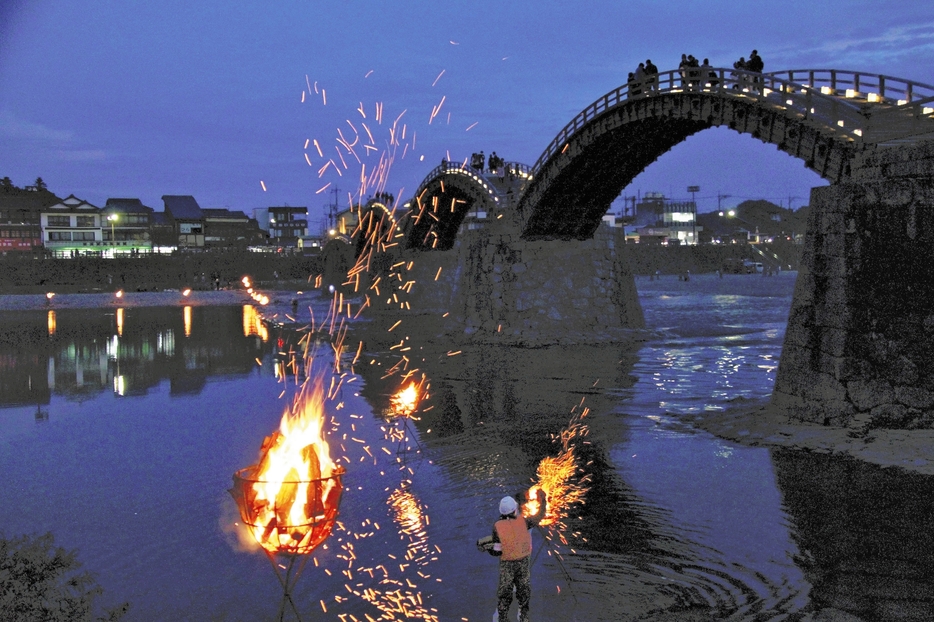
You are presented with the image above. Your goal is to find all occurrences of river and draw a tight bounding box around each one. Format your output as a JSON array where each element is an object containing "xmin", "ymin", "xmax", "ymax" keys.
[{"xmin": 0, "ymin": 272, "xmax": 931, "ymax": 621}]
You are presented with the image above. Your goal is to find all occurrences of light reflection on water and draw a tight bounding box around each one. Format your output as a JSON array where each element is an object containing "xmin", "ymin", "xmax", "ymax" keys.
[{"xmin": 0, "ymin": 274, "xmax": 932, "ymax": 620}]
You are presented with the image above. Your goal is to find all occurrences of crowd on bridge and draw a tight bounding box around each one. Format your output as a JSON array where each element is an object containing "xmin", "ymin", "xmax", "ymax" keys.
[
  {"xmin": 627, "ymin": 50, "xmax": 764, "ymax": 95},
  {"xmin": 441, "ymin": 151, "xmax": 520, "ymax": 181}
]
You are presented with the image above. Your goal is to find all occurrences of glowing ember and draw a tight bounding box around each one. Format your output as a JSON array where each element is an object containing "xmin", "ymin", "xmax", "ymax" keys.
[{"xmin": 230, "ymin": 377, "xmax": 345, "ymax": 554}]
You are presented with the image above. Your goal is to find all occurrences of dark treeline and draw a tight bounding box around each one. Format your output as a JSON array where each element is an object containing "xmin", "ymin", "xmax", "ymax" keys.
[
  {"xmin": 623, "ymin": 240, "xmax": 803, "ymax": 275},
  {"xmin": 0, "ymin": 251, "xmax": 324, "ymax": 294}
]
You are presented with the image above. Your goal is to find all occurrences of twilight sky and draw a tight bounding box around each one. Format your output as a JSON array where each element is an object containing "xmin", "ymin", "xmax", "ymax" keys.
[{"xmin": 2, "ymin": 1, "xmax": 933, "ymax": 230}]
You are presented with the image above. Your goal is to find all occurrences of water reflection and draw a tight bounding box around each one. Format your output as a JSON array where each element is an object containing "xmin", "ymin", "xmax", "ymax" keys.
[
  {"xmin": 2, "ymin": 278, "xmax": 932, "ymax": 621},
  {"xmin": 773, "ymin": 450, "xmax": 934, "ymax": 621},
  {"xmin": 0, "ymin": 305, "xmax": 272, "ymax": 409}
]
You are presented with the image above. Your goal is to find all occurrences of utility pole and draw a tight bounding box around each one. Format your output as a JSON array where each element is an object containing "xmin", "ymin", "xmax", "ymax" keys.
[
  {"xmin": 687, "ymin": 185, "xmax": 700, "ymax": 245},
  {"xmin": 717, "ymin": 193, "xmax": 731, "ymax": 213},
  {"xmin": 327, "ymin": 187, "xmax": 340, "ymax": 233}
]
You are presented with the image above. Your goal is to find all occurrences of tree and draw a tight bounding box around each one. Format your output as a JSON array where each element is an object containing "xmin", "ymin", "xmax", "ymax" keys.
[
  {"xmin": 0, "ymin": 177, "xmax": 12, "ymax": 189},
  {"xmin": 0, "ymin": 532, "xmax": 129, "ymax": 622},
  {"xmin": 34, "ymin": 177, "xmax": 47, "ymax": 191}
]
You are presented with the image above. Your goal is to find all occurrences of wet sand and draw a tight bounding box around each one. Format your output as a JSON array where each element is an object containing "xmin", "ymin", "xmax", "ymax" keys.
[{"xmin": 693, "ymin": 405, "xmax": 934, "ymax": 477}]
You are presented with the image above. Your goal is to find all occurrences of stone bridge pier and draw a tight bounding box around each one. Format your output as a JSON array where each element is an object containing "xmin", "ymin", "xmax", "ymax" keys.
[
  {"xmin": 399, "ymin": 217, "xmax": 645, "ymax": 346},
  {"xmin": 773, "ymin": 140, "xmax": 934, "ymax": 430}
]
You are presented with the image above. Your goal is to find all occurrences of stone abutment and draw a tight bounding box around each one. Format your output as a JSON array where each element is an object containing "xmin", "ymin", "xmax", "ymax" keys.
[{"xmin": 773, "ymin": 140, "xmax": 934, "ymax": 431}]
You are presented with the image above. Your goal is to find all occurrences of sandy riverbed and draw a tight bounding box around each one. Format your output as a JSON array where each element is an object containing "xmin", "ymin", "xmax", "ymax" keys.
[{"xmin": 693, "ymin": 404, "xmax": 934, "ymax": 476}]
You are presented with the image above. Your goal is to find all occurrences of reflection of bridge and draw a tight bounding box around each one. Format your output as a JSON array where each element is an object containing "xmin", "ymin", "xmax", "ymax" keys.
[
  {"xmin": 401, "ymin": 68, "xmax": 934, "ymax": 247},
  {"xmin": 340, "ymin": 67, "xmax": 934, "ymax": 432}
]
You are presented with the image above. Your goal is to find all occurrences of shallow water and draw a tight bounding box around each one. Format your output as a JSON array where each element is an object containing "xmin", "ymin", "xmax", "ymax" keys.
[{"xmin": 0, "ymin": 273, "xmax": 931, "ymax": 621}]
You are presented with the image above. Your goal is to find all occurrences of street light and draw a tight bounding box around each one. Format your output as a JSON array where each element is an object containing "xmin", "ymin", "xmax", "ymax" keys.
[{"xmin": 107, "ymin": 213, "xmax": 118, "ymax": 254}]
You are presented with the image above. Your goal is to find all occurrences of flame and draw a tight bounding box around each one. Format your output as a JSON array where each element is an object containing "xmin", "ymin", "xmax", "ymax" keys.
[
  {"xmin": 523, "ymin": 407, "xmax": 591, "ymax": 529},
  {"xmin": 183, "ymin": 306, "xmax": 192, "ymax": 337},
  {"xmin": 390, "ymin": 382, "xmax": 419, "ymax": 417},
  {"xmin": 242, "ymin": 304, "xmax": 269, "ymax": 342},
  {"xmin": 232, "ymin": 377, "xmax": 344, "ymax": 554}
]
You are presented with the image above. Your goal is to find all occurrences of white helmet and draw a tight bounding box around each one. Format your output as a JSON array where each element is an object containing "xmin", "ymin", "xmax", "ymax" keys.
[{"xmin": 499, "ymin": 496, "xmax": 518, "ymax": 516}]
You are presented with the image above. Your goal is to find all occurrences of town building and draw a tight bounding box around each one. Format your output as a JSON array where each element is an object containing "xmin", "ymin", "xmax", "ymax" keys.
[
  {"xmin": 202, "ymin": 208, "xmax": 265, "ymax": 249},
  {"xmin": 267, "ymin": 206, "xmax": 309, "ymax": 248},
  {"xmin": 0, "ymin": 184, "xmax": 60, "ymax": 253},
  {"xmin": 102, "ymin": 198, "xmax": 154, "ymax": 256},
  {"xmin": 40, "ymin": 195, "xmax": 103, "ymax": 257},
  {"xmin": 162, "ymin": 195, "xmax": 204, "ymax": 249},
  {"xmin": 627, "ymin": 192, "xmax": 701, "ymax": 245}
]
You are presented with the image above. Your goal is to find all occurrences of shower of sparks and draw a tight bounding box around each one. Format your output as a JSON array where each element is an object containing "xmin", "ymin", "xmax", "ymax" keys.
[
  {"xmin": 524, "ymin": 405, "xmax": 592, "ymax": 540},
  {"xmin": 238, "ymin": 65, "xmax": 553, "ymax": 619}
]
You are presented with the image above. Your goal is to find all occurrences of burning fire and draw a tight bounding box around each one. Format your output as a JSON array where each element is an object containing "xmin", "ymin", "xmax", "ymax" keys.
[
  {"xmin": 523, "ymin": 407, "xmax": 591, "ymax": 529},
  {"xmin": 231, "ymin": 377, "xmax": 345, "ymax": 555},
  {"xmin": 389, "ymin": 381, "xmax": 420, "ymax": 418}
]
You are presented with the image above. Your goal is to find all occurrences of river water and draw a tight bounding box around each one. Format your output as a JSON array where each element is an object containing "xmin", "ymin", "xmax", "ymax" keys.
[{"xmin": 0, "ymin": 273, "xmax": 931, "ymax": 621}]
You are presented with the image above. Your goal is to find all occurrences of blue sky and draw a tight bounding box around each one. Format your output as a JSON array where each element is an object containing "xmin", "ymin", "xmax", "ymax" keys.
[{"xmin": 2, "ymin": 1, "xmax": 933, "ymax": 229}]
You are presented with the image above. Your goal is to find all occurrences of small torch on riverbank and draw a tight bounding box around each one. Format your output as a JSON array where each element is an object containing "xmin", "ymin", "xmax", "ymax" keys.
[{"xmin": 230, "ymin": 377, "xmax": 345, "ymax": 621}]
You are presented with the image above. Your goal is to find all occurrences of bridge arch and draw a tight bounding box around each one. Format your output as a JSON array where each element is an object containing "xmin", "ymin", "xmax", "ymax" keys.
[
  {"xmin": 400, "ymin": 161, "xmax": 532, "ymax": 250},
  {"xmin": 518, "ymin": 68, "xmax": 934, "ymax": 239}
]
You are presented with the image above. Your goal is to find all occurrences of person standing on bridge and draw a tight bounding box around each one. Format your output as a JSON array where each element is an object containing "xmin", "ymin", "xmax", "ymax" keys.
[
  {"xmin": 631, "ymin": 63, "xmax": 646, "ymax": 96},
  {"xmin": 701, "ymin": 58, "xmax": 718, "ymax": 89},
  {"xmin": 678, "ymin": 53, "xmax": 690, "ymax": 88},
  {"xmin": 644, "ymin": 58, "xmax": 658, "ymax": 92},
  {"xmin": 732, "ymin": 56, "xmax": 748, "ymax": 90},
  {"xmin": 747, "ymin": 50, "xmax": 764, "ymax": 91}
]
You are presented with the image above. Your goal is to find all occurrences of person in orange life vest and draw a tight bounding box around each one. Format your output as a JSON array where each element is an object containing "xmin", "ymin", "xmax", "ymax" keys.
[{"xmin": 490, "ymin": 489, "xmax": 546, "ymax": 622}]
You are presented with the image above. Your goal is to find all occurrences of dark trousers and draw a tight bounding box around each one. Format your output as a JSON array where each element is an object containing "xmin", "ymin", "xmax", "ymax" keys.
[{"xmin": 497, "ymin": 555, "xmax": 531, "ymax": 621}]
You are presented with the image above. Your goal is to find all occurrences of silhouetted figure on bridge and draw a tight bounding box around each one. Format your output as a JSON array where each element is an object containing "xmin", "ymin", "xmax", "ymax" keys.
[
  {"xmin": 701, "ymin": 58, "xmax": 717, "ymax": 88},
  {"xmin": 732, "ymin": 57, "xmax": 748, "ymax": 90},
  {"xmin": 687, "ymin": 55, "xmax": 701, "ymax": 89},
  {"xmin": 747, "ymin": 50, "xmax": 764, "ymax": 91},
  {"xmin": 679, "ymin": 54, "xmax": 690, "ymax": 87},
  {"xmin": 441, "ymin": 157, "xmax": 448, "ymax": 171},
  {"xmin": 489, "ymin": 152, "xmax": 503, "ymax": 175},
  {"xmin": 644, "ymin": 59, "xmax": 658, "ymax": 91},
  {"xmin": 631, "ymin": 63, "xmax": 646, "ymax": 96}
]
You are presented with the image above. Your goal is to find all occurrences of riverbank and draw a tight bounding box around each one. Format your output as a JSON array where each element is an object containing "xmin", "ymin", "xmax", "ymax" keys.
[
  {"xmin": 691, "ymin": 403, "xmax": 934, "ymax": 476},
  {"xmin": 0, "ymin": 289, "xmax": 251, "ymax": 310}
]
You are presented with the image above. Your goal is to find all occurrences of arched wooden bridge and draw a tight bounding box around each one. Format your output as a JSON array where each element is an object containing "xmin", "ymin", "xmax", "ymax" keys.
[{"xmin": 398, "ymin": 67, "xmax": 934, "ymax": 248}]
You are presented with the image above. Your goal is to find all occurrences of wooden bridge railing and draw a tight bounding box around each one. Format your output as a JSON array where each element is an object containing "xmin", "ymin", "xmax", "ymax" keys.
[{"xmin": 528, "ymin": 67, "xmax": 934, "ymax": 179}]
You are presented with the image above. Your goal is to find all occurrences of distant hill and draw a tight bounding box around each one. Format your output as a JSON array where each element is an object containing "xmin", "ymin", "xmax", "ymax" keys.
[
  {"xmin": 0, "ymin": 182, "xmax": 62, "ymax": 211},
  {"xmin": 697, "ymin": 200, "xmax": 809, "ymax": 241}
]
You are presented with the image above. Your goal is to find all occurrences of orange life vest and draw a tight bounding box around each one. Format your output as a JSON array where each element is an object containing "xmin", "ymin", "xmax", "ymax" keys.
[{"xmin": 494, "ymin": 517, "xmax": 532, "ymax": 561}]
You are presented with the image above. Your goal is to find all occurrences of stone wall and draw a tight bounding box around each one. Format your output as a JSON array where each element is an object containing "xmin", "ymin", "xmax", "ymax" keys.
[
  {"xmin": 772, "ymin": 156, "xmax": 934, "ymax": 431},
  {"xmin": 385, "ymin": 225, "xmax": 645, "ymax": 346}
]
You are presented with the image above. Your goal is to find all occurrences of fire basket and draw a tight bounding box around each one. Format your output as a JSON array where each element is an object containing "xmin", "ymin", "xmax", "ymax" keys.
[
  {"xmin": 229, "ymin": 375, "xmax": 346, "ymax": 621},
  {"xmin": 230, "ymin": 465, "xmax": 345, "ymax": 621},
  {"xmin": 230, "ymin": 465, "xmax": 344, "ymax": 556}
]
